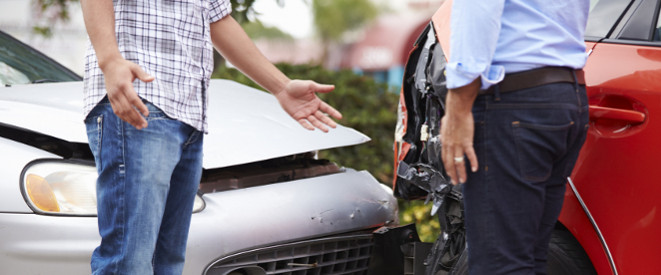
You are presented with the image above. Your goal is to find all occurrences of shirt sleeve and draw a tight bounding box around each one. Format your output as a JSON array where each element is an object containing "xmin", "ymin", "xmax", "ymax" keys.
[
  {"xmin": 445, "ymin": 0, "xmax": 506, "ymax": 90},
  {"xmin": 209, "ymin": 0, "xmax": 232, "ymax": 23}
]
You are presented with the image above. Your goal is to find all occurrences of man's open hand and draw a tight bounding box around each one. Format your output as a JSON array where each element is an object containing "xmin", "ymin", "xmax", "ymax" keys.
[{"xmin": 275, "ymin": 80, "xmax": 342, "ymax": 132}]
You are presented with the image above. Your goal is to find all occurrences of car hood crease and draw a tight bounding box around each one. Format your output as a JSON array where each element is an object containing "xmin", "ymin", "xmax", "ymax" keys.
[{"xmin": 0, "ymin": 80, "xmax": 370, "ymax": 169}]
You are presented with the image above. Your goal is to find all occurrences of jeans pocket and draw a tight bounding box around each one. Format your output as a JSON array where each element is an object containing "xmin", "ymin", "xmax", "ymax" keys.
[
  {"xmin": 512, "ymin": 120, "xmax": 574, "ymax": 182},
  {"xmin": 85, "ymin": 114, "xmax": 104, "ymax": 168}
]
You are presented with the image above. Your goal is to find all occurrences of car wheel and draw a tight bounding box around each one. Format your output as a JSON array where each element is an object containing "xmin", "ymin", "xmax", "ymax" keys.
[
  {"xmin": 449, "ymin": 229, "xmax": 596, "ymax": 275},
  {"xmin": 547, "ymin": 229, "xmax": 597, "ymax": 275}
]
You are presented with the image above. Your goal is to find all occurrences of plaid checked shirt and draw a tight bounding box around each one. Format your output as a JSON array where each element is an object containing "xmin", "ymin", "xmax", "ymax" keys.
[{"xmin": 83, "ymin": 0, "xmax": 232, "ymax": 132}]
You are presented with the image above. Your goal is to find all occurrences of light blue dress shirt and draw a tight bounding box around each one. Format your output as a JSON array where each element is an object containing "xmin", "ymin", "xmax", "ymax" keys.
[{"xmin": 445, "ymin": 0, "xmax": 590, "ymax": 90}]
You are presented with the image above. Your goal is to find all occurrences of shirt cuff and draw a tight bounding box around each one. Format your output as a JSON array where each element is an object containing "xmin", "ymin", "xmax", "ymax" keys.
[
  {"xmin": 209, "ymin": 0, "xmax": 232, "ymax": 23},
  {"xmin": 446, "ymin": 62, "xmax": 505, "ymax": 90}
]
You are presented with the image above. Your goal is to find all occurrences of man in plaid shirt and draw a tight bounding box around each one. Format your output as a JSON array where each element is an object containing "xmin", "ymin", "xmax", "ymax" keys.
[{"xmin": 80, "ymin": 1, "xmax": 342, "ymax": 274}]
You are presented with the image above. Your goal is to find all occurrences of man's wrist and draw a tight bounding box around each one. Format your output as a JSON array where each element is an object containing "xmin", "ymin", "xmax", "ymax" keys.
[
  {"xmin": 97, "ymin": 52, "xmax": 124, "ymax": 72},
  {"xmin": 446, "ymin": 77, "xmax": 480, "ymax": 113},
  {"xmin": 270, "ymin": 77, "xmax": 292, "ymax": 96}
]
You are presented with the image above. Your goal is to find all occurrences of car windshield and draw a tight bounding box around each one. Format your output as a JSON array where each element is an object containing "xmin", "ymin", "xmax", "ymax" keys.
[{"xmin": 0, "ymin": 31, "xmax": 81, "ymax": 86}]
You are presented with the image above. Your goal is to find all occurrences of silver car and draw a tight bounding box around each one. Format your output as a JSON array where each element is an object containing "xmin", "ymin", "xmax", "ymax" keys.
[{"xmin": 0, "ymin": 31, "xmax": 398, "ymax": 275}]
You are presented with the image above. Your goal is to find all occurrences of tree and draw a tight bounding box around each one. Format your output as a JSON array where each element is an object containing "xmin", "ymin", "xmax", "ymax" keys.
[{"xmin": 311, "ymin": 0, "xmax": 378, "ymax": 65}]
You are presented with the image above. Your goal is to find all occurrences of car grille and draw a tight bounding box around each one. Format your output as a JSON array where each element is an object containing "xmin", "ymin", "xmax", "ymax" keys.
[{"xmin": 205, "ymin": 233, "xmax": 374, "ymax": 275}]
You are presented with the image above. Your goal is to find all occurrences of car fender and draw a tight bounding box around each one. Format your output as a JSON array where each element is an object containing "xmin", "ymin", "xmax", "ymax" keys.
[
  {"xmin": 558, "ymin": 178, "xmax": 616, "ymax": 275},
  {"xmin": 0, "ymin": 137, "xmax": 59, "ymax": 213}
]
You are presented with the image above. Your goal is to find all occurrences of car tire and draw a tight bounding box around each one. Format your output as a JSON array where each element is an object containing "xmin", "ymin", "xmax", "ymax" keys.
[
  {"xmin": 448, "ymin": 229, "xmax": 596, "ymax": 275},
  {"xmin": 546, "ymin": 228, "xmax": 597, "ymax": 275}
]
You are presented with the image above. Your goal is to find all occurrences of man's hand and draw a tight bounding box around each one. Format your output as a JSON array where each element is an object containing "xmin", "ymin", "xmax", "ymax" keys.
[
  {"xmin": 440, "ymin": 78, "xmax": 480, "ymax": 185},
  {"xmin": 275, "ymin": 80, "xmax": 343, "ymax": 132},
  {"xmin": 101, "ymin": 58, "xmax": 154, "ymax": 130}
]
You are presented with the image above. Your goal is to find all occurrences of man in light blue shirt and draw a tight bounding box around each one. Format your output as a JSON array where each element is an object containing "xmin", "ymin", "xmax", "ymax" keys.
[{"xmin": 439, "ymin": 0, "xmax": 590, "ymax": 273}]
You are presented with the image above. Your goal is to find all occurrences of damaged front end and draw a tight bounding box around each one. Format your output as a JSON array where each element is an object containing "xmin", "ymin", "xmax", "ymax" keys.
[{"xmin": 388, "ymin": 4, "xmax": 467, "ymax": 274}]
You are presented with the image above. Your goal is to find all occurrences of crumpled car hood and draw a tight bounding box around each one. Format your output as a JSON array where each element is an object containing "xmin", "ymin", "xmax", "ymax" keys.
[{"xmin": 0, "ymin": 80, "xmax": 369, "ymax": 168}]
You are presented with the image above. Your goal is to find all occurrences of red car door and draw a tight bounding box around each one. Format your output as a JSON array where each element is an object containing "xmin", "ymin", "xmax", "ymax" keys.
[{"xmin": 560, "ymin": 0, "xmax": 661, "ymax": 274}]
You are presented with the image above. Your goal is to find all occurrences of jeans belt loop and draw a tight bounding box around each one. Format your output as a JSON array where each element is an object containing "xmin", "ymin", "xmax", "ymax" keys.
[{"xmin": 493, "ymin": 83, "xmax": 501, "ymax": 101}]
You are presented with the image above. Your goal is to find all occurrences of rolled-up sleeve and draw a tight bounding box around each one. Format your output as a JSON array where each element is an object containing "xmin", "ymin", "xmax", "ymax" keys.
[
  {"xmin": 209, "ymin": 0, "xmax": 232, "ymax": 23},
  {"xmin": 446, "ymin": 0, "xmax": 505, "ymax": 90}
]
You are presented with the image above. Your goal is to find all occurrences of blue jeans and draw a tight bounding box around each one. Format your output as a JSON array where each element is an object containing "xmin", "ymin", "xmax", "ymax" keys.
[
  {"xmin": 463, "ymin": 82, "xmax": 588, "ymax": 275},
  {"xmin": 85, "ymin": 98, "xmax": 204, "ymax": 275}
]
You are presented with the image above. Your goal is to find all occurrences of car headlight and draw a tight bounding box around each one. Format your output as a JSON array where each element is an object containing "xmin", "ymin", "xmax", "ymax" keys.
[{"xmin": 21, "ymin": 160, "xmax": 205, "ymax": 216}]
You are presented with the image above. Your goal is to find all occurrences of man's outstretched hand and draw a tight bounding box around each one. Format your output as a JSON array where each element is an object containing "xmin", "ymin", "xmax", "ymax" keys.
[{"xmin": 275, "ymin": 80, "xmax": 343, "ymax": 132}]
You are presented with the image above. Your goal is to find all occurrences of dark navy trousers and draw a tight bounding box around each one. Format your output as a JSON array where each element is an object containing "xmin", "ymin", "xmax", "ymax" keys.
[{"xmin": 463, "ymin": 81, "xmax": 589, "ymax": 275}]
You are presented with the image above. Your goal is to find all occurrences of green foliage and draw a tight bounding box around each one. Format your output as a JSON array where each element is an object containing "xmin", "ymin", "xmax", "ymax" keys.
[
  {"xmin": 213, "ymin": 64, "xmax": 440, "ymax": 242},
  {"xmin": 399, "ymin": 200, "xmax": 440, "ymax": 243},
  {"xmin": 241, "ymin": 20, "xmax": 294, "ymax": 41},
  {"xmin": 311, "ymin": 0, "xmax": 379, "ymax": 64},
  {"xmin": 32, "ymin": 26, "xmax": 53, "ymax": 37},
  {"xmin": 229, "ymin": 0, "xmax": 258, "ymax": 24},
  {"xmin": 32, "ymin": 0, "xmax": 79, "ymax": 37},
  {"xmin": 34, "ymin": 0, "xmax": 77, "ymax": 20},
  {"xmin": 230, "ymin": 0, "xmax": 285, "ymax": 24},
  {"xmin": 312, "ymin": 0, "xmax": 378, "ymax": 42}
]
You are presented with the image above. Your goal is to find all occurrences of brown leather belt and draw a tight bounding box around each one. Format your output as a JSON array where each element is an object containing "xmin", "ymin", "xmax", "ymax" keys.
[{"xmin": 482, "ymin": 66, "xmax": 585, "ymax": 94}]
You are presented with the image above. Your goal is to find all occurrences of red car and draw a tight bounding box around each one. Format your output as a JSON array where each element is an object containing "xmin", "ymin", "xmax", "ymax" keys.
[
  {"xmin": 393, "ymin": 0, "xmax": 661, "ymax": 274},
  {"xmin": 559, "ymin": 0, "xmax": 661, "ymax": 274}
]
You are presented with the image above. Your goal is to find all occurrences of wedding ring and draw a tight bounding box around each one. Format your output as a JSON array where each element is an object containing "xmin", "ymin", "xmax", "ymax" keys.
[{"xmin": 454, "ymin": 156, "xmax": 464, "ymax": 163}]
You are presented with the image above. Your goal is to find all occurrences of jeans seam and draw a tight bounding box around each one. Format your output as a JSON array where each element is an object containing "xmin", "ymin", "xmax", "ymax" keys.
[
  {"xmin": 483, "ymin": 101, "xmax": 499, "ymax": 264},
  {"xmin": 477, "ymin": 98, "xmax": 499, "ymax": 263},
  {"xmin": 96, "ymin": 115, "xmax": 104, "ymax": 168},
  {"xmin": 116, "ymin": 116, "xmax": 127, "ymax": 274}
]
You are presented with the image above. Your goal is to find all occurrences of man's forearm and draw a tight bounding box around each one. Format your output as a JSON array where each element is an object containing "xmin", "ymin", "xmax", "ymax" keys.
[
  {"xmin": 446, "ymin": 78, "xmax": 480, "ymax": 114},
  {"xmin": 209, "ymin": 16, "xmax": 290, "ymax": 95},
  {"xmin": 81, "ymin": 0, "xmax": 122, "ymax": 69}
]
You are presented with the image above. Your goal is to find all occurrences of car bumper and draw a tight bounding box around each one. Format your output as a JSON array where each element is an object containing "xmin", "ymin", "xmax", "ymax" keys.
[{"xmin": 0, "ymin": 170, "xmax": 398, "ymax": 274}]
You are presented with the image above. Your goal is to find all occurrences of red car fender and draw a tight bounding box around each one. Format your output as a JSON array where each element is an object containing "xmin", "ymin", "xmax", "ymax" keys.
[{"xmin": 559, "ymin": 179, "xmax": 616, "ymax": 275}]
